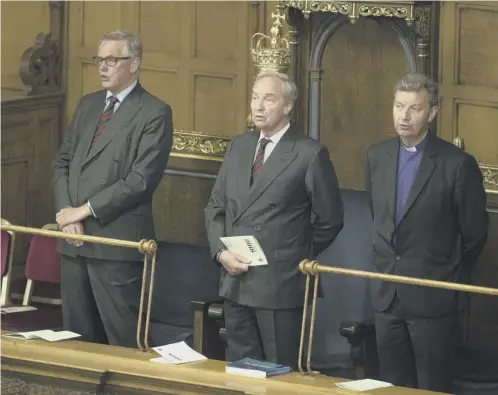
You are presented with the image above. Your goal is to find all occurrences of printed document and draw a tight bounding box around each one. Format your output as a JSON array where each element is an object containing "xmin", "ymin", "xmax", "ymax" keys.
[
  {"xmin": 220, "ymin": 236, "xmax": 268, "ymax": 266},
  {"xmin": 151, "ymin": 341, "xmax": 207, "ymax": 365}
]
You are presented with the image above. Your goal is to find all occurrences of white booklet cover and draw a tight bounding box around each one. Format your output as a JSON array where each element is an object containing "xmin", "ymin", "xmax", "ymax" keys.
[
  {"xmin": 220, "ymin": 236, "xmax": 268, "ymax": 266},
  {"xmin": 335, "ymin": 379, "xmax": 393, "ymax": 391},
  {"xmin": 3, "ymin": 330, "xmax": 81, "ymax": 342},
  {"xmin": 151, "ymin": 341, "xmax": 207, "ymax": 365}
]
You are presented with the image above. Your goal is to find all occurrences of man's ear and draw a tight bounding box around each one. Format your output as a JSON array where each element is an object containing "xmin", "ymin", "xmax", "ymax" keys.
[
  {"xmin": 284, "ymin": 103, "xmax": 293, "ymax": 115},
  {"xmin": 429, "ymin": 105, "xmax": 438, "ymax": 122},
  {"xmin": 130, "ymin": 58, "xmax": 140, "ymax": 74}
]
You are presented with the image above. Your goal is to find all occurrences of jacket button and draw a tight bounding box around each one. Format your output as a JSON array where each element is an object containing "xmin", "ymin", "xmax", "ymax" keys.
[
  {"xmin": 254, "ymin": 225, "xmax": 261, "ymax": 231},
  {"xmin": 388, "ymin": 231, "xmax": 393, "ymax": 238},
  {"xmin": 269, "ymin": 203, "xmax": 276, "ymax": 209},
  {"xmin": 395, "ymin": 255, "xmax": 401, "ymax": 261},
  {"xmin": 101, "ymin": 180, "xmax": 107, "ymax": 185}
]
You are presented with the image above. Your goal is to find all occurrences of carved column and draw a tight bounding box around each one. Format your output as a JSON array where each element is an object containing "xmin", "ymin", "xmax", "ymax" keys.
[
  {"xmin": 414, "ymin": 3, "xmax": 432, "ymax": 76},
  {"xmin": 20, "ymin": 0, "xmax": 65, "ymax": 95}
]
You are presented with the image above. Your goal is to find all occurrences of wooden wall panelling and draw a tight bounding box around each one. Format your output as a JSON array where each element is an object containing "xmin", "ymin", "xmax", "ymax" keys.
[
  {"xmin": 317, "ymin": 17, "xmax": 411, "ymax": 190},
  {"xmin": 1, "ymin": 94, "xmax": 65, "ymax": 265},
  {"xmin": 0, "ymin": 1, "xmax": 50, "ymax": 98},
  {"xmin": 438, "ymin": 1, "xmax": 498, "ymax": 205}
]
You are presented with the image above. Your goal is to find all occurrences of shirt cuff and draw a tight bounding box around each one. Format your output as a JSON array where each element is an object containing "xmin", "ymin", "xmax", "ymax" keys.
[{"xmin": 87, "ymin": 201, "xmax": 97, "ymax": 218}]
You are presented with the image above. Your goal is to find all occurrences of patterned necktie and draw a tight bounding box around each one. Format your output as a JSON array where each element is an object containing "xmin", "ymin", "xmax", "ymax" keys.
[
  {"xmin": 92, "ymin": 96, "xmax": 119, "ymax": 145},
  {"xmin": 251, "ymin": 138, "xmax": 271, "ymax": 185}
]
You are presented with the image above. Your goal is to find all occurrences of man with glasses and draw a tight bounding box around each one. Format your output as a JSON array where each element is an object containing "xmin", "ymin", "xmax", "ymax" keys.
[{"xmin": 53, "ymin": 30, "xmax": 173, "ymax": 347}]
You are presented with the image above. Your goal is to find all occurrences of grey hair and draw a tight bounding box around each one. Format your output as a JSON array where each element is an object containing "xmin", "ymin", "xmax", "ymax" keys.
[
  {"xmin": 100, "ymin": 30, "xmax": 142, "ymax": 60},
  {"xmin": 394, "ymin": 73, "xmax": 439, "ymax": 108},
  {"xmin": 254, "ymin": 71, "xmax": 297, "ymax": 105}
]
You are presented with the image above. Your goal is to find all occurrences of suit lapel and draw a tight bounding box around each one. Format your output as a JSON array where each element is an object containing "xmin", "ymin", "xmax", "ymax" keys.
[
  {"xmin": 235, "ymin": 127, "xmax": 298, "ymax": 221},
  {"xmin": 237, "ymin": 132, "xmax": 259, "ymax": 198},
  {"xmin": 83, "ymin": 85, "xmax": 143, "ymax": 167},
  {"xmin": 76, "ymin": 92, "xmax": 107, "ymax": 168},
  {"xmin": 398, "ymin": 133, "xmax": 437, "ymax": 224},
  {"xmin": 385, "ymin": 138, "xmax": 399, "ymax": 223}
]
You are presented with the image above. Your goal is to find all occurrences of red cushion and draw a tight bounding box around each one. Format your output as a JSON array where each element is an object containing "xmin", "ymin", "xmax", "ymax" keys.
[{"xmin": 25, "ymin": 236, "xmax": 61, "ymax": 283}]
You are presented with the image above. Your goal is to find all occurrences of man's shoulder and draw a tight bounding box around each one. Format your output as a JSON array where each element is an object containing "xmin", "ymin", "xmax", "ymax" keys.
[
  {"xmin": 137, "ymin": 87, "xmax": 171, "ymax": 112},
  {"xmin": 367, "ymin": 137, "xmax": 397, "ymax": 157}
]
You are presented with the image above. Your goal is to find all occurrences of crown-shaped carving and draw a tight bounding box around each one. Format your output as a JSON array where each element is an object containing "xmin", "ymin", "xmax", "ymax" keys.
[{"xmin": 251, "ymin": 11, "xmax": 291, "ymax": 74}]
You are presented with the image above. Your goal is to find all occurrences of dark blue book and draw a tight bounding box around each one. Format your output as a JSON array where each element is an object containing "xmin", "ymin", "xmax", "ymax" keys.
[{"xmin": 225, "ymin": 358, "xmax": 292, "ymax": 378}]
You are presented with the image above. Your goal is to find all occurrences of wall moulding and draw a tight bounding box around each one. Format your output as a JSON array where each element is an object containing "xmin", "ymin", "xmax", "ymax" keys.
[{"xmin": 171, "ymin": 130, "xmax": 231, "ymax": 162}]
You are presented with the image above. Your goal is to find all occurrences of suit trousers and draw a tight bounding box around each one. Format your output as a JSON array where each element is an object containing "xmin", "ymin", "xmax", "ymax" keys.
[
  {"xmin": 374, "ymin": 296, "xmax": 460, "ymax": 393},
  {"xmin": 224, "ymin": 299, "xmax": 302, "ymax": 368},
  {"xmin": 61, "ymin": 254, "xmax": 143, "ymax": 348}
]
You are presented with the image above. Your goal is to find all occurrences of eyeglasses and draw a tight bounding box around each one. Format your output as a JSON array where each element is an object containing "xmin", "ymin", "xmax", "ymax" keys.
[{"xmin": 92, "ymin": 56, "xmax": 133, "ymax": 67}]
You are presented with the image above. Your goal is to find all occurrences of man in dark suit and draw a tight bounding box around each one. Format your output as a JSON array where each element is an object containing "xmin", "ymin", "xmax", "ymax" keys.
[
  {"xmin": 205, "ymin": 71, "xmax": 344, "ymax": 367},
  {"xmin": 366, "ymin": 73, "xmax": 488, "ymax": 392},
  {"xmin": 53, "ymin": 30, "xmax": 173, "ymax": 347}
]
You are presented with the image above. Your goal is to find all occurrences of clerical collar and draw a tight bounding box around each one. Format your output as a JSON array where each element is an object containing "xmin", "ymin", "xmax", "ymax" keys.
[{"xmin": 402, "ymin": 134, "xmax": 428, "ymax": 153}]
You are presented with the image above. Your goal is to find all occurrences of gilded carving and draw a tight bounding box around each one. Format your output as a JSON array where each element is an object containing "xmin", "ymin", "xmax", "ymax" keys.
[
  {"xmin": 278, "ymin": 1, "xmax": 416, "ymax": 24},
  {"xmin": 480, "ymin": 164, "xmax": 498, "ymax": 194},
  {"xmin": 171, "ymin": 130, "xmax": 231, "ymax": 161}
]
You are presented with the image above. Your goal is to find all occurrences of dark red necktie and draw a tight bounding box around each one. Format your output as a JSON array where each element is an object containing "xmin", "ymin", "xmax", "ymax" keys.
[
  {"xmin": 251, "ymin": 138, "xmax": 271, "ymax": 185},
  {"xmin": 92, "ymin": 96, "xmax": 119, "ymax": 145}
]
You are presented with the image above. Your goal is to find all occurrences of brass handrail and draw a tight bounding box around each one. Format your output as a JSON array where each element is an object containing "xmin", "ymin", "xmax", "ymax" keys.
[
  {"xmin": 1, "ymin": 224, "xmax": 157, "ymax": 352},
  {"xmin": 297, "ymin": 259, "xmax": 498, "ymax": 375}
]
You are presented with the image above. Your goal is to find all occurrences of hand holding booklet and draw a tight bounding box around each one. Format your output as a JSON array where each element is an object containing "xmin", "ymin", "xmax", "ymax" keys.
[
  {"xmin": 220, "ymin": 236, "xmax": 268, "ymax": 266},
  {"xmin": 3, "ymin": 329, "xmax": 81, "ymax": 342}
]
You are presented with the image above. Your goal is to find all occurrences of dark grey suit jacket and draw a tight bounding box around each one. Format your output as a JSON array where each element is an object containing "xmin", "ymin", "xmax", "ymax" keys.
[
  {"xmin": 205, "ymin": 125, "xmax": 344, "ymax": 309},
  {"xmin": 366, "ymin": 132, "xmax": 488, "ymax": 318},
  {"xmin": 53, "ymin": 82, "xmax": 173, "ymax": 261}
]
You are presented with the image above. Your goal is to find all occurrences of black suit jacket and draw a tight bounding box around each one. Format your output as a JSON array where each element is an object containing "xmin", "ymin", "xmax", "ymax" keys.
[
  {"xmin": 205, "ymin": 125, "xmax": 344, "ymax": 309},
  {"xmin": 366, "ymin": 132, "xmax": 488, "ymax": 318},
  {"xmin": 53, "ymin": 82, "xmax": 173, "ymax": 261}
]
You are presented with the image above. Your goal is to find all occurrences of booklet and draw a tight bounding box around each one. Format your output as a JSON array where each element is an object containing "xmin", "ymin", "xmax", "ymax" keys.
[
  {"xmin": 220, "ymin": 236, "xmax": 268, "ymax": 266},
  {"xmin": 151, "ymin": 341, "xmax": 207, "ymax": 365},
  {"xmin": 225, "ymin": 358, "xmax": 291, "ymax": 378},
  {"xmin": 335, "ymin": 379, "xmax": 393, "ymax": 391},
  {"xmin": 1, "ymin": 306, "xmax": 37, "ymax": 314},
  {"xmin": 3, "ymin": 330, "xmax": 81, "ymax": 342}
]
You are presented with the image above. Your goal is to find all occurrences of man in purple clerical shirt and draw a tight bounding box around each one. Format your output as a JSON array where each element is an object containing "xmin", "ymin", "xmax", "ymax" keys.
[{"xmin": 365, "ymin": 74, "xmax": 488, "ymax": 392}]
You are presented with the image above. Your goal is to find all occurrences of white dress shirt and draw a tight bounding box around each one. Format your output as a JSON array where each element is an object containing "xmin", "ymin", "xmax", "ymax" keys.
[
  {"xmin": 88, "ymin": 80, "xmax": 138, "ymax": 217},
  {"xmin": 254, "ymin": 122, "xmax": 291, "ymax": 163}
]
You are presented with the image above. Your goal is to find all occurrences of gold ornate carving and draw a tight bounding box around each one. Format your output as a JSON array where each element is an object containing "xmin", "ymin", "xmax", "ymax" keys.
[
  {"xmin": 480, "ymin": 164, "xmax": 498, "ymax": 194},
  {"xmin": 171, "ymin": 130, "xmax": 231, "ymax": 161},
  {"xmin": 251, "ymin": 10, "xmax": 291, "ymax": 74},
  {"xmin": 278, "ymin": 1, "xmax": 416, "ymax": 24}
]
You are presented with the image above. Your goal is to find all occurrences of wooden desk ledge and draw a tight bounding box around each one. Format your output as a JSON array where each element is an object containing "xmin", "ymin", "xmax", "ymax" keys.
[{"xmin": 1, "ymin": 333, "xmax": 447, "ymax": 395}]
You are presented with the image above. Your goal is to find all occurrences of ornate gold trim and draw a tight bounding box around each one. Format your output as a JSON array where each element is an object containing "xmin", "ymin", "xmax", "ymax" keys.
[
  {"xmin": 171, "ymin": 130, "xmax": 231, "ymax": 162},
  {"xmin": 278, "ymin": 1, "xmax": 416, "ymax": 24},
  {"xmin": 480, "ymin": 163, "xmax": 498, "ymax": 195}
]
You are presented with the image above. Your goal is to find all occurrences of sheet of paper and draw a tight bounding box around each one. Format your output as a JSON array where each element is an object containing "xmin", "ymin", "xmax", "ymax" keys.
[
  {"xmin": 152, "ymin": 341, "xmax": 207, "ymax": 365},
  {"xmin": 336, "ymin": 379, "xmax": 393, "ymax": 391},
  {"xmin": 37, "ymin": 330, "xmax": 81, "ymax": 342},
  {"xmin": 1, "ymin": 306, "xmax": 37, "ymax": 314},
  {"xmin": 220, "ymin": 236, "xmax": 268, "ymax": 266},
  {"xmin": 3, "ymin": 330, "xmax": 80, "ymax": 342}
]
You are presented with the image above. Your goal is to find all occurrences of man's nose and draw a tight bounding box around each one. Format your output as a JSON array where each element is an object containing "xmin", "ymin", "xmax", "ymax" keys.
[{"xmin": 99, "ymin": 62, "xmax": 108, "ymax": 72}]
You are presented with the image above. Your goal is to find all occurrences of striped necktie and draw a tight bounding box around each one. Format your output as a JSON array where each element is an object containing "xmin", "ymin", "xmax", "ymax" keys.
[
  {"xmin": 92, "ymin": 96, "xmax": 119, "ymax": 145},
  {"xmin": 251, "ymin": 138, "xmax": 271, "ymax": 185}
]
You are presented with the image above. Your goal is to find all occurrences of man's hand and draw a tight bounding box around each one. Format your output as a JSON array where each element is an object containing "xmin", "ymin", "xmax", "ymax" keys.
[
  {"xmin": 61, "ymin": 222, "xmax": 84, "ymax": 247},
  {"xmin": 218, "ymin": 251, "xmax": 250, "ymax": 276},
  {"xmin": 56, "ymin": 204, "xmax": 91, "ymax": 228}
]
